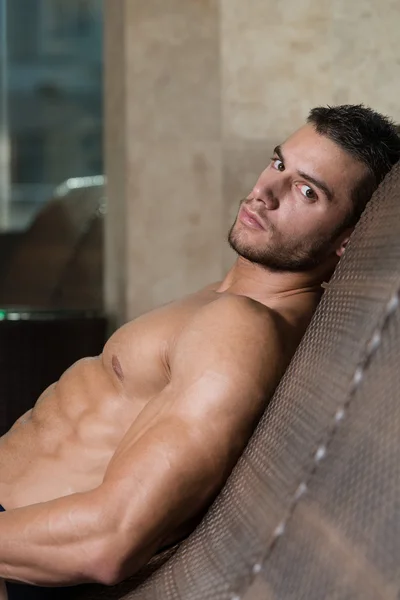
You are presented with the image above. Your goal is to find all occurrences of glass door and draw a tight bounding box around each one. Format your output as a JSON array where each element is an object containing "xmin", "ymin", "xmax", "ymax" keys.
[{"xmin": 0, "ymin": 0, "xmax": 104, "ymax": 231}]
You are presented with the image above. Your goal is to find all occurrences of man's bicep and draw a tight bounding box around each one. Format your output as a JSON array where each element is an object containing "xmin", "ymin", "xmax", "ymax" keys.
[{"xmin": 101, "ymin": 410, "xmax": 224, "ymax": 561}]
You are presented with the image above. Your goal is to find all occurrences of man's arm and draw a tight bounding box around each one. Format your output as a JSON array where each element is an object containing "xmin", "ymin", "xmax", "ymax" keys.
[{"xmin": 0, "ymin": 295, "xmax": 286, "ymax": 587}]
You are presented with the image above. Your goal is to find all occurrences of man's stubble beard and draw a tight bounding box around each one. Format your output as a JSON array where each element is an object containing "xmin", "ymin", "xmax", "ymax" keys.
[{"xmin": 227, "ymin": 205, "xmax": 342, "ymax": 273}]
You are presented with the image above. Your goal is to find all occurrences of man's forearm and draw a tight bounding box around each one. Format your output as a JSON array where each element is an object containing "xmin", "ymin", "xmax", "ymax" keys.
[{"xmin": 0, "ymin": 488, "xmax": 118, "ymax": 586}]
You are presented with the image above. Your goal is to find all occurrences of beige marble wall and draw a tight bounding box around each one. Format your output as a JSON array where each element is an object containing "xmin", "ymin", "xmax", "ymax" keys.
[
  {"xmin": 104, "ymin": 0, "xmax": 223, "ymax": 323},
  {"xmin": 105, "ymin": 0, "xmax": 400, "ymax": 322}
]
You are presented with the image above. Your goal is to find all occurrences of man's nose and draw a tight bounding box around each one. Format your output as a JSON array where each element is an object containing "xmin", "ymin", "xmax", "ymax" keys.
[{"xmin": 251, "ymin": 183, "xmax": 279, "ymax": 210}]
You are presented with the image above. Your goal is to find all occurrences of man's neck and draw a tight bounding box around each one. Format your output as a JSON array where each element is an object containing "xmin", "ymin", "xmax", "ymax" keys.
[{"xmin": 216, "ymin": 256, "xmax": 336, "ymax": 304}]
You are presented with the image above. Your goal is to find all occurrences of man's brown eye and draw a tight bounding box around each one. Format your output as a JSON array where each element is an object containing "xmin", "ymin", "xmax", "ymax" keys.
[
  {"xmin": 299, "ymin": 184, "xmax": 316, "ymax": 200},
  {"xmin": 271, "ymin": 158, "xmax": 285, "ymax": 172}
]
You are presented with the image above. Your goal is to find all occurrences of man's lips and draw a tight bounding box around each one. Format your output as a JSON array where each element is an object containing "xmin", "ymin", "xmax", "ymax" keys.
[{"xmin": 239, "ymin": 206, "xmax": 265, "ymax": 230}]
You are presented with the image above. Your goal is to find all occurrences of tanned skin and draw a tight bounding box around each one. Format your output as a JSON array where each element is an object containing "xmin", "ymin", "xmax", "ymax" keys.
[{"xmin": 0, "ymin": 124, "xmax": 367, "ymax": 594}]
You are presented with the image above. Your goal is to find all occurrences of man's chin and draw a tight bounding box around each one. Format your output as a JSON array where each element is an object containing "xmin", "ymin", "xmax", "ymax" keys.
[
  {"xmin": 229, "ymin": 226, "xmax": 270, "ymax": 258},
  {"xmin": 228, "ymin": 237, "xmax": 322, "ymax": 273},
  {"xmin": 228, "ymin": 236, "xmax": 271, "ymax": 267}
]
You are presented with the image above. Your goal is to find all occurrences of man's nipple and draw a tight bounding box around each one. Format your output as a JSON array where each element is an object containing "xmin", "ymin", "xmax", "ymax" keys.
[{"xmin": 111, "ymin": 355, "xmax": 124, "ymax": 381}]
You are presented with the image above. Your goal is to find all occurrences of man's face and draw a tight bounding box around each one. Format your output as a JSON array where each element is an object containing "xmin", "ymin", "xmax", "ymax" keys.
[{"xmin": 228, "ymin": 124, "xmax": 368, "ymax": 272}]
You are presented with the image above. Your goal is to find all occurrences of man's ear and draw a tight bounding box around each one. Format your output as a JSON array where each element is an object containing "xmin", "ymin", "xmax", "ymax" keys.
[{"xmin": 335, "ymin": 228, "xmax": 353, "ymax": 258}]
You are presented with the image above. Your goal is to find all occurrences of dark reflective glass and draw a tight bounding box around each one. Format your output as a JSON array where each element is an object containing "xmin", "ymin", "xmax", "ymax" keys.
[{"xmin": 1, "ymin": 0, "xmax": 103, "ymax": 231}]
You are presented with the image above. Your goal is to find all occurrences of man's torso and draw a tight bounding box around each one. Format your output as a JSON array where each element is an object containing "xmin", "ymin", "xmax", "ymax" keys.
[{"xmin": 0, "ymin": 283, "xmax": 320, "ymax": 514}]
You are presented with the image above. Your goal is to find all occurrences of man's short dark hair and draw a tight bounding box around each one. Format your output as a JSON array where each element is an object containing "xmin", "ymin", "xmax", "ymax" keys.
[{"xmin": 308, "ymin": 104, "xmax": 400, "ymax": 226}]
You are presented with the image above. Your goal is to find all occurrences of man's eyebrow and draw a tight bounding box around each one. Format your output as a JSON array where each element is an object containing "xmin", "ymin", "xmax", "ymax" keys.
[
  {"xmin": 273, "ymin": 145, "xmax": 284, "ymax": 162},
  {"xmin": 273, "ymin": 144, "xmax": 334, "ymax": 202}
]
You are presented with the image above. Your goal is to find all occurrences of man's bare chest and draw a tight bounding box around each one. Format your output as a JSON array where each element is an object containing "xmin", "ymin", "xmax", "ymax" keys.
[{"xmin": 102, "ymin": 289, "xmax": 219, "ymax": 400}]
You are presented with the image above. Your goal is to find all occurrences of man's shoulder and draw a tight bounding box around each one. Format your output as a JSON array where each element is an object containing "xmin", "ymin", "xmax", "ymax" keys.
[
  {"xmin": 178, "ymin": 292, "xmax": 286, "ymax": 355},
  {"xmin": 197, "ymin": 293, "xmax": 283, "ymax": 332},
  {"xmin": 168, "ymin": 293, "xmax": 288, "ymax": 419}
]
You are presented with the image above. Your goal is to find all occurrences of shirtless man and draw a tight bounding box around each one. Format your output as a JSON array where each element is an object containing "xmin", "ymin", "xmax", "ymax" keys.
[{"xmin": 0, "ymin": 104, "xmax": 399, "ymax": 599}]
